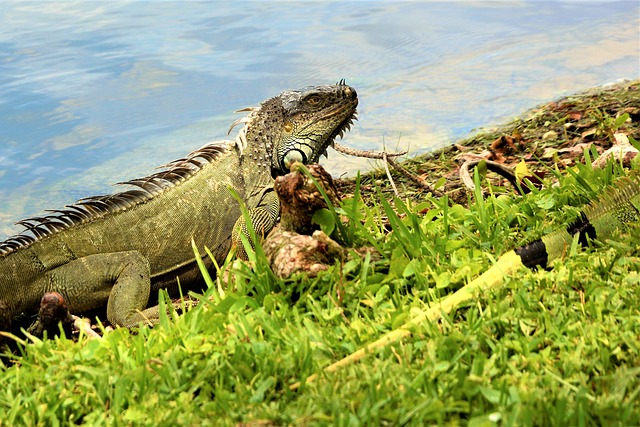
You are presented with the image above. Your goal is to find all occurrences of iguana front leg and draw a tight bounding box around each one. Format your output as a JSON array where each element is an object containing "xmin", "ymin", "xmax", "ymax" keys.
[
  {"xmin": 28, "ymin": 190, "xmax": 279, "ymax": 330},
  {"xmin": 33, "ymin": 251, "xmax": 160, "ymax": 328},
  {"xmin": 231, "ymin": 190, "xmax": 280, "ymax": 260}
]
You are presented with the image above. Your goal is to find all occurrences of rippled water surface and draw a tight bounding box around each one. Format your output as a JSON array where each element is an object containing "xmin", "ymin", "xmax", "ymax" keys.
[{"xmin": 0, "ymin": 1, "xmax": 638, "ymax": 237}]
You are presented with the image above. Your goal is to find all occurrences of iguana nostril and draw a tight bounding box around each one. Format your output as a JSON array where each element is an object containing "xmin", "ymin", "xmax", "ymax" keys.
[{"xmin": 344, "ymin": 86, "xmax": 357, "ymax": 99}]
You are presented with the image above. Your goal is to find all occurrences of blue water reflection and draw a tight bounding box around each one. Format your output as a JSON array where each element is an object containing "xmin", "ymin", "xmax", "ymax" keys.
[{"xmin": 0, "ymin": 1, "xmax": 638, "ymax": 238}]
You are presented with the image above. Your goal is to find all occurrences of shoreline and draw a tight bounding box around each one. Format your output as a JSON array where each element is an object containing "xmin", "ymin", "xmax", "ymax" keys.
[{"xmin": 338, "ymin": 79, "xmax": 640, "ymax": 203}]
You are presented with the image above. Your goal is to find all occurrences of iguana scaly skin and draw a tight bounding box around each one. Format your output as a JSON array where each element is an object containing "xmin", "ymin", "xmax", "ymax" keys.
[
  {"xmin": 0, "ymin": 81, "xmax": 358, "ymax": 331},
  {"xmin": 433, "ymin": 174, "xmax": 640, "ymax": 313},
  {"xmin": 513, "ymin": 177, "xmax": 640, "ymax": 269}
]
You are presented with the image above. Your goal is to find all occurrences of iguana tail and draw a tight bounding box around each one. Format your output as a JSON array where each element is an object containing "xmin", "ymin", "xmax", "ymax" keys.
[
  {"xmin": 291, "ymin": 172, "xmax": 640, "ymax": 389},
  {"xmin": 515, "ymin": 175, "xmax": 640, "ymax": 270}
]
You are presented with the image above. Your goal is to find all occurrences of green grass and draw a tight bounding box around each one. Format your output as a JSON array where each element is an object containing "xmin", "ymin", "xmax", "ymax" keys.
[
  {"xmin": 2, "ymin": 79, "xmax": 640, "ymax": 425},
  {"xmin": 2, "ymin": 153, "xmax": 639, "ymax": 426}
]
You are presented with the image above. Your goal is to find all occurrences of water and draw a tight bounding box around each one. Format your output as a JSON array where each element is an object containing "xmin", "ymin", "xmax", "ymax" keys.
[{"xmin": 0, "ymin": 1, "xmax": 638, "ymax": 238}]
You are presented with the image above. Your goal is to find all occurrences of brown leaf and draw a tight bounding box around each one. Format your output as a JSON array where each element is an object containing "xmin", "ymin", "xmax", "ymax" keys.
[
  {"xmin": 558, "ymin": 142, "xmax": 592, "ymax": 156},
  {"xmin": 454, "ymin": 143, "xmax": 471, "ymax": 152},
  {"xmin": 490, "ymin": 135, "xmax": 518, "ymax": 155},
  {"xmin": 567, "ymin": 111, "xmax": 583, "ymax": 121},
  {"xmin": 580, "ymin": 128, "xmax": 598, "ymax": 140}
]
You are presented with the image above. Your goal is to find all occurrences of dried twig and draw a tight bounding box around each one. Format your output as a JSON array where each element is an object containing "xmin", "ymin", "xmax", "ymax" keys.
[
  {"xmin": 382, "ymin": 152, "xmax": 399, "ymax": 197},
  {"xmin": 333, "ymin": 142, "xmax": 444, "ymax": 197},
  {"xmin": 333, "ymin": 142, "xmax": 407, "ymax": 159},
  {"xmin": 72, "ymin": 315, "xmax": 102, "ymax": 339},
  {"xmin": 459, "ymin": 159, "xmax": 519, "ymax": 193},
  {"xmin": 386, "ymin": 157, "xmax": 444, "ymax": 197}
]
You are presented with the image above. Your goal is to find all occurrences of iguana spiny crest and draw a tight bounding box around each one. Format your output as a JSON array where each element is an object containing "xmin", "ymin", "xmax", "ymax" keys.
[{"xmin": 0, "ymin": 81, "xmax": 358, "ymax": 256}]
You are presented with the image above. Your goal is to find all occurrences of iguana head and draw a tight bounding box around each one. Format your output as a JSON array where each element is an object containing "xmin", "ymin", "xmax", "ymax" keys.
[{"xmin": 236, "ymin": 80, "xmax": 358, "ymax": 177}]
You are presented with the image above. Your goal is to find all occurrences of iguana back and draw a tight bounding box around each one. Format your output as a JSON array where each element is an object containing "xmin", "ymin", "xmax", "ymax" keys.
[{"xmin": 1, "ymin": 145, "xmax": 243, "ymax": 294}]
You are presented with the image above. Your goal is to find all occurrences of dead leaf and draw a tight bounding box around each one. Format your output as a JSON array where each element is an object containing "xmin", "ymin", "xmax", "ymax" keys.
[
  {"xmin": 490, "ymin": 135, "xmax": 518, "ymax": 155},
  {"xmin": 542, "ymin": 130, "xmax": 559, "ymax": 141},
  {"xmin": 542, "ymin": 147, "xmax": 558, "ymax": 158},
  {"xmin": 454, "ymin": 143, "xmax": 472, "ymax": 152},
  {"xmin": 567, "ymin": 111, "xmax": 583, "ymax": 121},
  {"xmin": 558, "ymin": 142, "xmax": 593, "ymax": 156},
  {"xmin": 580, "ymin": 128, "xmax": 598, "ymax": 140}
]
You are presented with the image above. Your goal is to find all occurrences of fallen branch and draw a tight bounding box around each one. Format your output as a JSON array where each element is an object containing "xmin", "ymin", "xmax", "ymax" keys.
[
  {"xmin": 72, "ymin": 315, "xmax": 102, "ymax": 339},
  {"xmin": 333, "ymin": 143, "xmax": 444, "ymax": 196},
  {"xmin": 382, "ymin": 152, "xmax": 399, "ymax": 197},
  {"xmin": 386, "ymin": 157, "xmax": 444, "ymax": 197},
  {"xmin": 333, "ymin": 142, "xmax": 407, "ymax": 159},
  {"xmin": 459, "ymin": 159, "xmax": 520, "ymax": 193}
]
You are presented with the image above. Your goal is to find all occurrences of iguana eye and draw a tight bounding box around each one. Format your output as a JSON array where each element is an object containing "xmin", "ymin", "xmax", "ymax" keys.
[
  {"xmin": 282, "ymin": 149, "xmax": 307, "ymax": 170},
  {"xmin": 306, "ymin": 95, "xmax": 321, "ymax": 106}
]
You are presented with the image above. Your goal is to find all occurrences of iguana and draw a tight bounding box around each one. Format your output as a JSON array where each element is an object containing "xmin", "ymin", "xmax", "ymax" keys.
[
  {"xmin": 292, "ymin": 172, "xmax": 640, "ymax": 388},
  {"xmin": 0, "ymin": 81, "xmax": 358, "ymax": 334}
]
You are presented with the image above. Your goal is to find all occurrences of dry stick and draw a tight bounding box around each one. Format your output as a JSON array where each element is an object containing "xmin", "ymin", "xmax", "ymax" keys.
[
  {"xmin": 385, "ymin": 157, "xmax": 444, "ymax": 197},
  {"xmin": 289, "ymin": 251, "xmax": 523, "ymax": 391},
  {"xmin": 382, "ymin": 152, "xmax": 399, "ymax": 197},
  {"xmin": 333, "ymin": 142, "xmax": 407, "ymax": 159},
  {"xmin": 71, "ymin": 315, "xmax": 102, "ymax": 339},
  {"xmin": 333, "ymin": 142, "xmax": 444, "ymax": 197},
  {"xmin": 459, "ymin": 159, "xmax": 519, "ymax": 193}
]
